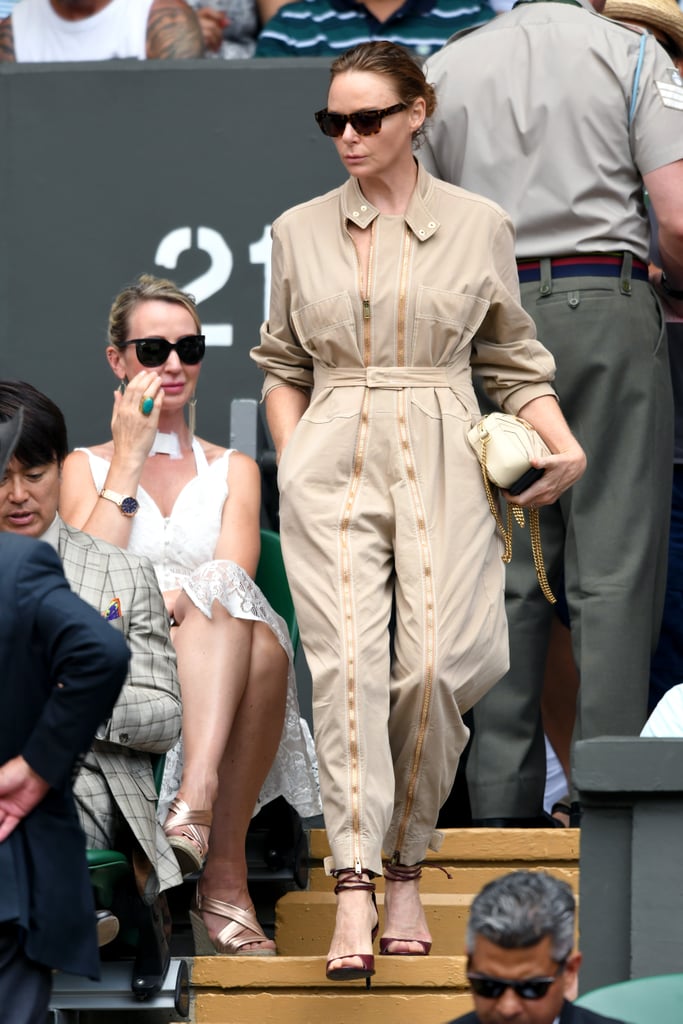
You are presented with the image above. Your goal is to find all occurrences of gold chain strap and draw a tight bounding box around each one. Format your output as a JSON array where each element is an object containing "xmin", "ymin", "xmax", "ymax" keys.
[{"xmin": 479, "ymin": 435, "xmax": 556, "ymax": 605}]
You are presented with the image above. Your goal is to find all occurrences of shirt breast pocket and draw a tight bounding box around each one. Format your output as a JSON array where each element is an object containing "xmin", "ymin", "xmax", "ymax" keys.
[
  {"xmin": 412, "ymin": 286, "xmax": 489, "ymax": 363},
  {"xmin": 292, "ymin": 292, "xmax": 358, "ymax": 366}
]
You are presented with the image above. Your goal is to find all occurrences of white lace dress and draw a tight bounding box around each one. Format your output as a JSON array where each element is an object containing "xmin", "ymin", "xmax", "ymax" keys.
[{"xmin": 77, "ymin": 443, "xmax": 321, "ymax": 821}]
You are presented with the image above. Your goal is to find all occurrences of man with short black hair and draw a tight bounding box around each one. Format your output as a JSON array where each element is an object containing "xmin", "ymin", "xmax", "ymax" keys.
[
  {"xmin": 0, "ymin": 380, "xmax": 182, "ymax": 999},
  {"xmin": 446, "ymin": 871, "xmax": 626, "ymax": 1024},
  {"xmin": 0, "ymin": 409, "xmax": 129, "ymax": 1024}
]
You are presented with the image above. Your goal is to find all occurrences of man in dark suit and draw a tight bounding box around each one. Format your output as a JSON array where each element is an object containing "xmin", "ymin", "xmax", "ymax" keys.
[
  {"xmin": 0, "ymin": 380, "xmax": 182, "ymax": 999},
  {"xmin": 446, "ymin": 871, "xmax": 626, "ymax": 1024},
  {"xmin": 0, "ymin": 409, "xmax": 130, "ymax": 1024}
]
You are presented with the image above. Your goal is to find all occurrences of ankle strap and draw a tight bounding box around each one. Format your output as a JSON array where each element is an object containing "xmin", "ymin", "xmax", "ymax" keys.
[
  {"xmin": 332, "ymin": 868, "xmax": 376, "ymax": 895},
  {"xmin": 384, "ymin": 861, "xmax": 454, "ymax": 881},
  {"xmin": 383, "ymin": 862, "xmax": 423, "ymax": 882}
]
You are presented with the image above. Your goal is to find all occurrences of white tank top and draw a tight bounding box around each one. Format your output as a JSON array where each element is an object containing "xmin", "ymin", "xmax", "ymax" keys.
[{"xmin": 12, "ymin": 0, "xmax": 154, "ymax": 62}]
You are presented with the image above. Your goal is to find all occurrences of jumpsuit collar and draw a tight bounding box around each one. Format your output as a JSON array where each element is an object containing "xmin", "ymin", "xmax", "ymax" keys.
[{"xmin": 340, "ymin": 161, "xmax": 440, "ymax": 242}]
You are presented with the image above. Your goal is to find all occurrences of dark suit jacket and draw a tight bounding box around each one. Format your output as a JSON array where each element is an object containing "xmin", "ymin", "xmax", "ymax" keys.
[
  {"xmin": 0, "ymin": 534, "xmax": 128, "ymax": 977},
  {"xmin": 447, "ymin": 998, "xmax": 627, "ymax": 1023}
]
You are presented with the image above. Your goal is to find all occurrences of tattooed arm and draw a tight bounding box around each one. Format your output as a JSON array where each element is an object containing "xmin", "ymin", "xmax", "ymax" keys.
[
  {"xmin": 147, "ymin": 0, "xmax": 205, "ymax": 59},
  {"xmin": 0, "ymin": 17, "xmax": 15, "ymax": 63}
]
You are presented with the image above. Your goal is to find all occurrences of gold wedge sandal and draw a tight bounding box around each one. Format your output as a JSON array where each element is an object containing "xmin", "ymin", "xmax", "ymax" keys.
[
  {"xmin": 190, "ymin": 890, "xmax": 276, "ymax": 956},
  {"xmin": 162, "ymin": 797, "xmax": 212, "ymax": 877}
]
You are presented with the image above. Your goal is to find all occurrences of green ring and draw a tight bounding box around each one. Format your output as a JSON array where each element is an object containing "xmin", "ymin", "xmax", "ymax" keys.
[{"xmin": 141, "ymin": 396, "xmax": 154, "ymax": 416}]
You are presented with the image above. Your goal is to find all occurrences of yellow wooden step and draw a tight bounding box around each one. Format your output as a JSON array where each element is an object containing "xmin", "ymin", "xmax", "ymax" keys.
[
  {"xmin": 307, "ymin": 827, "xmax": 580, "ymax": 894},
  {"xmin": 275, "ymin": 890, "xmax": 471, "ymax": 956},
  {"xmin": 187, "ymin": 828, "xmax": 580, "ymax": 1023},
  {"xmin": 309, "ymin": 826, "xmax": 580, "ymax": 868},
  {"xmin": 192, "ymin": 954, "xmax": 473, "ymax": 1024},
  {"xmin": 308, "ymin": 862, "xmax": 579, "ymax": 894}
]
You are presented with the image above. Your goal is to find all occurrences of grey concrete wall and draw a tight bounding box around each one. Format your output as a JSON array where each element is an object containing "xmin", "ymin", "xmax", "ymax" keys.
[
  {"xmin": 574, "ymin": 737, "xmax": 683, "ymax": 994},
  {"xmin": 0, "ymin": 59, "xmax": 341, "ymax": 447}
]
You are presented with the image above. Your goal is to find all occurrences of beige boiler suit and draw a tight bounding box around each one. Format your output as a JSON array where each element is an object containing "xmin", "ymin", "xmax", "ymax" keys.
[{"xmin": 251, "ymin": 163, "xmax": 557, "ymax": 876}]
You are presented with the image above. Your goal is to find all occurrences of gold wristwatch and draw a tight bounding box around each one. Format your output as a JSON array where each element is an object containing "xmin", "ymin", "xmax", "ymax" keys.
[{"xmin": 99, "ymin": 488, "xmax": 140, "ymax": 517}]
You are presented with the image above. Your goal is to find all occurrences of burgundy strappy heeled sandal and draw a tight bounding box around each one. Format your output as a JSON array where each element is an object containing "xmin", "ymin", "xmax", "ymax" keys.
[
  {"xmin": 380, "ymin": 862, "xmax": 432, "ymax": 956},
  {"xmin": 325, "ymin": 870, "xmax": 378, "ymax": 983}
]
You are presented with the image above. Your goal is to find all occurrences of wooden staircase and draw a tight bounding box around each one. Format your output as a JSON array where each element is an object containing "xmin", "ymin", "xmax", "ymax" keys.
[{"xmin": 188, "ymin": 827, "xmax": 579, "ymax": 1024}]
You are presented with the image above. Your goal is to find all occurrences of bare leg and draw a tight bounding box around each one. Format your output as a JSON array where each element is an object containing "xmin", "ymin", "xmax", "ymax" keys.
[
  {"xmin": 199, "ymin": 622, "xmax": 287, "ymax": 952},
  {"xmin": 381, "ymin": 865, "xmax": 431, "ymax": 955},
  {"xmin": 170, "ymin": 595, "xmax": 254, "ymax": 812},
  {"xmin": 541, "ymin": 617, "xmax": 579, "ymax": 825},
  {"xmin": 326, "ymin": 871, "xmax": 378, "ymax": 974},
  {"xmin": 541, "ymin": 617, "xmax": 579, "ymax": 782}
]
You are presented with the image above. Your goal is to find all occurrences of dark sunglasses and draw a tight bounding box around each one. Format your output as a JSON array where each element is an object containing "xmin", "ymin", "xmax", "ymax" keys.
[
  {"xmin": 116, "ymin": 335, "xmax": 206, "ymax": 368},
  {"xmin": 314, "ymin": 103, "xmax": 407, "ymax": 138},
  {"xmin": 467, "ymin": 961, "xmax": 565, "ymax": 1001}
]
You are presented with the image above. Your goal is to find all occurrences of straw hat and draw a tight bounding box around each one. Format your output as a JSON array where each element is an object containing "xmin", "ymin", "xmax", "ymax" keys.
[
  {"xmin": 603, "ymin": 0, "xmax": 683, "ymax": 57},
  {"xmin": 0, "ymin": 408, "xmax": 23, "ymax": 479}
]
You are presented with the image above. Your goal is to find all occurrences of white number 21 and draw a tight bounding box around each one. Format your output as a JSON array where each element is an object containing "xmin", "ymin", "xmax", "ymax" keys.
[{"xmin": 155, "ymin": 226, "xmax": 272, "ymax": 348}]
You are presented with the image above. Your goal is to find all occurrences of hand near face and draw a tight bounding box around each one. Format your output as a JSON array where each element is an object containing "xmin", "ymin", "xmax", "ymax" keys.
[{"xmin": 110, "ymin": 370, "xmax": 163, "ymax": 465}]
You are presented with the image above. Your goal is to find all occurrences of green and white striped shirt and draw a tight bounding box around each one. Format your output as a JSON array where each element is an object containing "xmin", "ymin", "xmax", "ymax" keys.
[{"xmin": 255, "ymin": 0, "xmax": 495, "ymax": 58}]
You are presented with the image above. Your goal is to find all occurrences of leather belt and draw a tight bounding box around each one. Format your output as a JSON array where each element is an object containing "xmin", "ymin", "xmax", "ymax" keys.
[{"xmin": 517, "ymin": 254, "xmax": 649, "ymax": 283}]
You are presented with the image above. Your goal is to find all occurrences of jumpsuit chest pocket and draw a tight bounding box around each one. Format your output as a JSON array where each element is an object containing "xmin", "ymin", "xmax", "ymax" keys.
[
  {"xmin": 412, "ymin": 287, "xmax": 489, "ymax": 362},
  {"xmin": 292, "ymin": 292, "xmax": 357, "ymax": 364},
  {"xmin": 290, "ymin": 291, "xmax": 365, "ymax": 429}
]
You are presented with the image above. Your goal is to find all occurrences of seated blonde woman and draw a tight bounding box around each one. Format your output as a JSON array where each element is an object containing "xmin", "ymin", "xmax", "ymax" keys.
[{"xmin": 60, "ymin": 274, "xmax": 320, "ymax": 956}]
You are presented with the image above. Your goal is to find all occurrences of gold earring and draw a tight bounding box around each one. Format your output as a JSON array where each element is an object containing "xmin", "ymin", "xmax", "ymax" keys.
[{"xmin": 188, "ymin": 393, "xmax": 197, "ymax": 440}]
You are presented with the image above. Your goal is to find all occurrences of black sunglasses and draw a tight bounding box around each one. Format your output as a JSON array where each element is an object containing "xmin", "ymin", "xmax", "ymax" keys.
[
  {"xmin": 467, "ymin": 961, "xmax": 566, "ymax": 1001},
  {"xmin": 314, "ymin": 103, "xmax": 407, "ymax": 138},
  {"xmin": 116, "ymin": 335, "xmax": 206, "ymax": 368}
]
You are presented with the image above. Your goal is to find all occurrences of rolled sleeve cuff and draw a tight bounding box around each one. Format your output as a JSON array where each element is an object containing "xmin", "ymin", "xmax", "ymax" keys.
[{"xmin": 497, "ymin": 382, "xmax": 559, "ymax": 416}]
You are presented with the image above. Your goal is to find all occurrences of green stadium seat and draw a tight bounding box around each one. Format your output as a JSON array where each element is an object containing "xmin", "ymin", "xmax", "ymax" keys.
[{"xmin": 575, "ymin": 973, "xmax": 683, "ymax": 1023}]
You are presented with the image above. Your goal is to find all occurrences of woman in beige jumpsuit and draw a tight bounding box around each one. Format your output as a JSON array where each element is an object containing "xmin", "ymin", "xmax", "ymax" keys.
[{"xmin": 251, "ymin": 42, "xmax": 585, "ymax": 982}]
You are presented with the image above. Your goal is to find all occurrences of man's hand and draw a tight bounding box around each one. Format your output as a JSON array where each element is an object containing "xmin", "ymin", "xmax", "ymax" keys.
[
  {"xmin": 197, "ymin": 7, "xmax": 229, "ymax": 51},
  {"xmin": 0, "ymin": 756, "xmax": 50, "ymax": 841}
]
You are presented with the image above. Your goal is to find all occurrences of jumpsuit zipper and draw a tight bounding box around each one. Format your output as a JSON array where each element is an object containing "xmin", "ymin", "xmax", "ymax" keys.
[
  {"xmin": 342, "ymin": 218, "xmax": 375, "ymax": 874},
  {"xmin": 393, "ymin": 227, "xmax": 437, "ymax": 860}
]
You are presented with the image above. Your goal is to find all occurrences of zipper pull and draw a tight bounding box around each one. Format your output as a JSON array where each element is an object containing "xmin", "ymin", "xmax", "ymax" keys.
[{"xmin": 363, "ymin": 299, "xmax": 371, "ymax": 320}]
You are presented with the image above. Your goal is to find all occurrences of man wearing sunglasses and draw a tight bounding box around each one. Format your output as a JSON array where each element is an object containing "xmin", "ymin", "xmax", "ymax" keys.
[{"xmin": 446, "ymin": 871, "xmax": 625, "ymax": 1024}]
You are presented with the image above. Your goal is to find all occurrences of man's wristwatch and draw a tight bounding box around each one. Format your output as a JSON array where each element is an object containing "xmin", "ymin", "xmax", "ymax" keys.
[
  {"xmin": 99, "ymin": 488, "xmax": 140, "ymax": 517},
  {"xmin": 661, "ymin": 273, "xmax": 683, "ymax": 301}
]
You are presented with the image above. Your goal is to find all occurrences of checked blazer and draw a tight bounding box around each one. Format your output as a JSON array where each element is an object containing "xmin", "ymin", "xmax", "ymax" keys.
[{"xmin": 57, "ymin": 518, "xmax": 183, "ymax": 896}]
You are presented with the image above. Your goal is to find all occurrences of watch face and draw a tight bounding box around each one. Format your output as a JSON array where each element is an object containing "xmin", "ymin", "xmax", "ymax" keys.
[{"xmin": 120, "ymin": 496, "xmax": 140, "ymax": 516}]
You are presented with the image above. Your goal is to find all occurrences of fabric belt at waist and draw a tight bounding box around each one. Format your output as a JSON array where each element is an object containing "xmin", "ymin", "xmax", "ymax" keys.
[
  {"xmin": 517, "ymin": 253, "xmax": 649, "ymax": 284},
  {"xmin": 314, "ymin": 366, "xmax": 451, "ymax": 389}
]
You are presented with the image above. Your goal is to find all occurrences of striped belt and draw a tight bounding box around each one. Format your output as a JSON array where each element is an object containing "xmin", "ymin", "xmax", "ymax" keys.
[{"xmin": 517, "ymin": 254, "xmax": 649, "ymax": 283}]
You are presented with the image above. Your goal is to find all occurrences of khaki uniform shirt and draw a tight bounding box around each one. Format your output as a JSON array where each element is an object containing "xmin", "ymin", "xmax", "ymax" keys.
[{"xmin": 422, "ymin": 0, "xmax": 683, "ymax": 260}]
